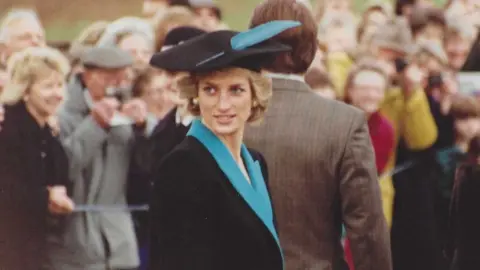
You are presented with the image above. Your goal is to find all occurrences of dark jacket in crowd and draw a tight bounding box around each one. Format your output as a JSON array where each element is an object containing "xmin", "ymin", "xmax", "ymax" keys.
[
  {"xmin": 461, "ymin": 33, "xmax": 480, "ymax": 72},
  {"xmin": 391, "ymin": 95, "xmax": 457, "ymax": 270},
  {"xmin": 448, "ymin": 162, "xmax": 480, "ymax": 270},
  {"xmin": 0, "ymin": 102, "xmax": 70, "ymax": 270},
  {"xmin": 128, "ymin": 107, "xmax": 191, "ymax": 243},
  {"xmin": 149, "ymin": 120, "xmax": 282, "ymax": 270}
]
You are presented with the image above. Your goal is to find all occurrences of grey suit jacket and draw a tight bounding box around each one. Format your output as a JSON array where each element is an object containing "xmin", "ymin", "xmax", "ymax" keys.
[
  {"xmin": 244, "ymin": 78, "xmax": 392, "ymax": 270},
  {"xmin": 46, "ymin": 76, "xmax": 139, "ymax": 270}
]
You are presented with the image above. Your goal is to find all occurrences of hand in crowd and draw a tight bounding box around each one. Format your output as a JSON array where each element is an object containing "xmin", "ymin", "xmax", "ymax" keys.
[
  {"xmin": 0, "ymin": 104, "xmax": 4, "ymax": 130},
  {"xmin": 122, "ymin": 98, "xmax": 148, "ymax": 127},
  {"xmin": 91, "ymin": 97, "xmax": 120, "ymax": 129},
  {"xmin": 48, "ymin": 186, "xmax": 75, "ymax": 215},
  {"xmin": 401, "ymin": 64, "xmax": 425, "ymax": 98},
  {"xmin": 439, "ymin": 72, "xmax": 460, "ymax": 114}
]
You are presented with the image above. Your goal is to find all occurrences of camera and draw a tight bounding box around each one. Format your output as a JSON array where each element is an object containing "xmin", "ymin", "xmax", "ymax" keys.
[
  {"xmin": 105, "ymin": 87, "xmax": 128, "ymax": 104},
  {"xmin": 427, "ymin": 74, "xmax": 443, "ymax": 89},
  {"xmin": 394, "ymin": 58, "xmax": 408, "ymax": 73}
]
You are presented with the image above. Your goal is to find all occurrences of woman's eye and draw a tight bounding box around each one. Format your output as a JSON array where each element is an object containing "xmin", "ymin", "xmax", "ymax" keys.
[
  {"xmin": 202, "ymin": 86, "xmax": 216, "ymax": 94},
  {"xmin": 231, "ymin": 87, "xmax": 245, "ymax": 94}
]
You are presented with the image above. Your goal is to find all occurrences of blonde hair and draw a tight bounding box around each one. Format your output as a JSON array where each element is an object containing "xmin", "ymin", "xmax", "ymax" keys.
[
  {"xmin": 177, "ymin": 68, "xmax": 272, "ymax": 124},
  {"xmin": 0, "ymin": 47, "xmax": 70, "ymax": 105}
]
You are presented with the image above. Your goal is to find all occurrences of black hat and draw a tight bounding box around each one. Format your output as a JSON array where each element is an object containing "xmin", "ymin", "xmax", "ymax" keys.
[
  {"xmin": 162, "ymin": 26, "xmax": 207, "ymax": 50},
  {"xmin": 149, "ymin": 20, "xmax": 301, "ymax": 73},
  {"xmin": 82, "ymin": 46, "xmax": 133, "ymax": 69}
]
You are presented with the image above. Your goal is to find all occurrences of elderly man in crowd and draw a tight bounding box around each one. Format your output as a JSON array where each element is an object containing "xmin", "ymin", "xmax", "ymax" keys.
[
  {"xmin": 49, "ymin": 47, "xmax": 148, "ymax": 270},
  {"xmin": 0, "ymin": 8, "xmax": 45, "ymax": 125},
  {"xmin": 0, "ymin": 8, "xmax": 45, "ymax": 63}
]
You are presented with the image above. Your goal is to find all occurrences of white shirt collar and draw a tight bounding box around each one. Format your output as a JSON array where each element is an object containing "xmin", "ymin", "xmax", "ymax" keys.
[
  {"xmin": 175, "ymin": 108, "xmax": 195, "ymax": 127},
  {"xmin": 267, "ymin": 72, "xmax": 305, "ymax": 83}
]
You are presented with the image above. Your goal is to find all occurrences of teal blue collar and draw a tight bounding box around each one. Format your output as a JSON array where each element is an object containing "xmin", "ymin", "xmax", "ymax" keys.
[{"xmin": 187, "ymin": 119, "xmax": 282, "ymax": 250}]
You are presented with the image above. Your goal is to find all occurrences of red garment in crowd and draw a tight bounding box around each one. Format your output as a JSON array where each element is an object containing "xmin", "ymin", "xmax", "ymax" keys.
[{"xmin": 344, "ymin": 111, "xmax": 395, "ymax": 269}]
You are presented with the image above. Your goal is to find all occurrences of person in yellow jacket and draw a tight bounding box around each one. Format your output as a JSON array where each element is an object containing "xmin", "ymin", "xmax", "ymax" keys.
[{"xmin": 333, "ymin": 17, "xmax": 438, "ymax": 227}]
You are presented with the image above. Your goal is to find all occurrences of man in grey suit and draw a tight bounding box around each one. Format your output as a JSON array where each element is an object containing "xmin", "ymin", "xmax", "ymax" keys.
[
  {"xmin": 244, "ymin": 1, "xmax": 392, "ymax": 269},
  {"xmin": 50, "ymin": 47, "xmax": 149, "ymax": 270}
]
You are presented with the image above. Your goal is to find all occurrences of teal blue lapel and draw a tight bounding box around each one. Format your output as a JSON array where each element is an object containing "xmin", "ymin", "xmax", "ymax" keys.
[{"xmin": 187, "ymin": 120, "xmax": 281, "ymax": 248}]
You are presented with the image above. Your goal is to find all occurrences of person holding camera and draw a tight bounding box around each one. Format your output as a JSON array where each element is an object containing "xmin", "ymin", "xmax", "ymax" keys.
[
  {"xmin": 49, "ymin": 47, "xmax": 146, "ymax": 270},
  {"xmin": 371, "ymin": 16, "xmax": 441, "ymax": 270}
]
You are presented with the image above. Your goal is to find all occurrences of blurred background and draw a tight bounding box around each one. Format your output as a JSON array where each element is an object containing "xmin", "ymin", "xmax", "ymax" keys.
[{"xmin": 0, "ymin": 0, "xmax": 448, "ymax": 41}]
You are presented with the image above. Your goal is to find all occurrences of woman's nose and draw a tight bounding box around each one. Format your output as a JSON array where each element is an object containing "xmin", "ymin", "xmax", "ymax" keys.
[{"xmin": 217, "ymin": 92, "xmax": 232, "ymax": 110}]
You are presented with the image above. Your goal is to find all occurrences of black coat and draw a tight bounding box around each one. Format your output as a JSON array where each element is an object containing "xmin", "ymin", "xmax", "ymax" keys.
[
  {"xmin": 148, "ymin": 135, "xmax": 282, "ymax": 270},
  {"xmin": 128, "ymin": 107, "xmax": 190, "ymax": 243},
  {"xmin": 0, "ymin": 102, "xmax": 71, "ymax": 270},
  {"xmin": 447, "ymin": 163, "xmax": 480, "ymax": 270}
]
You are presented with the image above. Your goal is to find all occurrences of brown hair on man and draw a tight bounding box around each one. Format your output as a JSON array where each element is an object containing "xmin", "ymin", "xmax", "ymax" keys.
[{"xmin": 249, "ymin": 0, "xmax": 318, "ymax": 74}]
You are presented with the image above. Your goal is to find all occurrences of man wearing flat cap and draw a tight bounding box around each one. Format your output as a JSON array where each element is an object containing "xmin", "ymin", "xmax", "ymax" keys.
[{"xmin": 49, "ymin": 47, "xmax": 147, "ymax": 270}]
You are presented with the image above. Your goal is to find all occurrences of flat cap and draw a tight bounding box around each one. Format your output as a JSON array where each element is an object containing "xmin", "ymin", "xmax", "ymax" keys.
[{"xmin": 82, "ymin": 46, "xmax": 133, "ymax": 69}]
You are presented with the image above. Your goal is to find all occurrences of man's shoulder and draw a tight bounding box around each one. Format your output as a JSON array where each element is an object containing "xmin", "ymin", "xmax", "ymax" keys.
[{"xmin": 277, "ymin": 88, "xmax": 363, "ymax": 120}]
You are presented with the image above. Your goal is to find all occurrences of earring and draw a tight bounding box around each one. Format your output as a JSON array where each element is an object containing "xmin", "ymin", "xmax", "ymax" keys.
[
  {"xmin": 252, "ymin": 100, "xmax": 258, "ymax": 107},
  {"xmin": 192, "ymin": 98, "xmax": 199, "ymax": 105}
]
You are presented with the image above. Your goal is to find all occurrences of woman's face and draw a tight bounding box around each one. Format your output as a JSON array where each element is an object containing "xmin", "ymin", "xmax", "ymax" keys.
[
  {"xmin": 25, "ymin": 70, "xmax": 66, "ymax": 118},
  {"xmin": 161, "ymin": 71, "xmax": 189, "ymax": 107},
  {"xmin": 348, "ymin": 70, "xmax": 387, "ymax": 115},
  {"xmin": 144, "ymin": 73, "xmax": 176, "ymax": 113},
  {"xmin": 365, "ymin": 10, "xmax": 387, "ymax": 29},
  {"xmin": 455, "ymin": 117, "xmax": 480, "ymax": 140},
  {"xmin": 445, "ymin": 33, "xmax": 473, "ymax": 71},
  {"xmin": 326, "ymin": 0, "xmax": 351, "ymax": 13},
  {"xmin": 197, "ymin": 69, "xmax": 253, "ymax": 137},
  {"xmin": 326, "ymin": 25, "xmax": 356, "ymax": 52},
  {"xmin": 196, "ymin": 7, "xmax": 220, "ymax": 31}
]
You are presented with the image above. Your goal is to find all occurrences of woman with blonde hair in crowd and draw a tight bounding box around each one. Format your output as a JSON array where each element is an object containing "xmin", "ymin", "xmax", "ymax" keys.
[{"xmin": 0, "ymin": 46, "xmax": 75, "ymax": 270}]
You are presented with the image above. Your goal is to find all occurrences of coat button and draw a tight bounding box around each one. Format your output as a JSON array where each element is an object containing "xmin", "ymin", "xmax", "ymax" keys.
[{"xmin": 41, "ymin": 152, "xmax": 46, "ymax": 158}]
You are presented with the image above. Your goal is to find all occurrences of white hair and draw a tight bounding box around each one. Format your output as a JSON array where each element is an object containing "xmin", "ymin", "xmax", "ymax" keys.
[
  {"xmin": 0, "ymin": 9, "xmax": 42, "ymax": 43},
  {"xmin": 96, "ymin": 17, "xmax": 155, "ymax": 48}
]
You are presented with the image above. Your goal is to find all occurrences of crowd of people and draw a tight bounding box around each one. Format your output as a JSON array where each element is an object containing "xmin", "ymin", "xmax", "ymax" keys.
[{"xmin": 1, "ymin": 0, "xmax": 480, "ymax": 269}]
